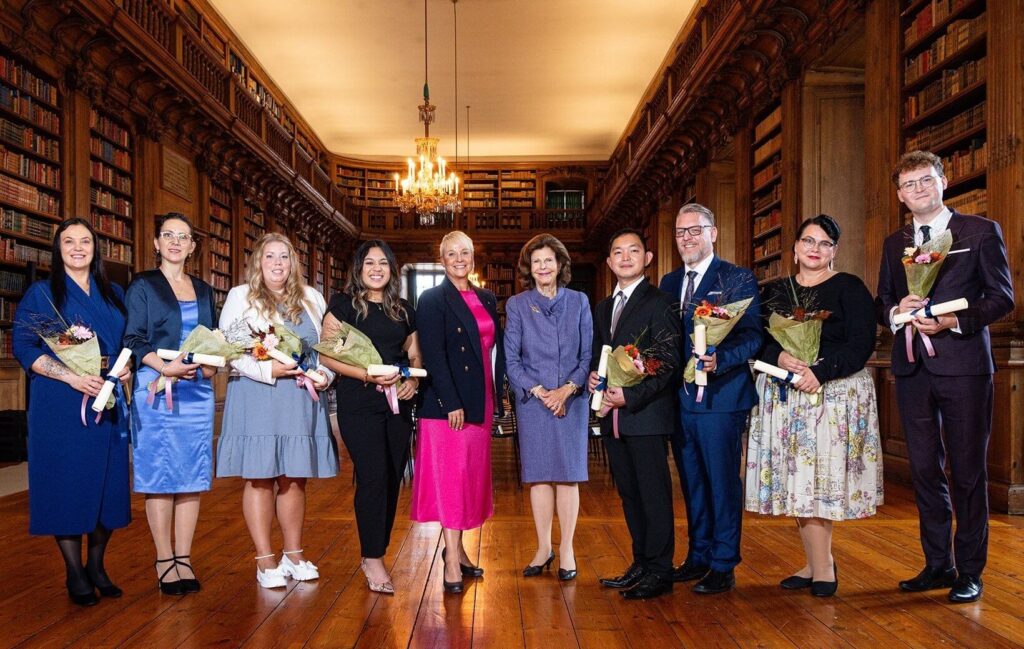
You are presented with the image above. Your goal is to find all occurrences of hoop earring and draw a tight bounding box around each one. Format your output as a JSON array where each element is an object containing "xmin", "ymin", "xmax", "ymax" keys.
[{"xmin": 828, "ymin": 258, "xmax": 834, "ymax": 271}]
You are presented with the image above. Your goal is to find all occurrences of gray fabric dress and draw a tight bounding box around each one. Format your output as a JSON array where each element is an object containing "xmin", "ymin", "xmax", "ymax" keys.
[{"xmin": 216, "ymin": 309, "xmax": 338, "ymax": 479}]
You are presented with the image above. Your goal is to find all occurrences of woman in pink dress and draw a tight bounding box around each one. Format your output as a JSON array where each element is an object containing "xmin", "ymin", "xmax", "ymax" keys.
[{"xmin": 411, "ymin": 231, "xmax": 506, "ymax": 594}]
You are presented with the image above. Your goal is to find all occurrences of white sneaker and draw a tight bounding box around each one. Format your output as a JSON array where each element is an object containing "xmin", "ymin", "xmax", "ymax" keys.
[
  {"xmin": 280, "ymin": 554, "xmax": 319, "ymax": 581},
  {"xmin": 256, "ymin": 566, "xmax": 288, "ymax": 589}
]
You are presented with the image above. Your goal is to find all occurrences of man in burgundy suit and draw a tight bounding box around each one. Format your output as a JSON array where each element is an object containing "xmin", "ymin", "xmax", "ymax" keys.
[{"xmin": 877, "ymin": 151, "xmax": 1014, "ymax": 604}]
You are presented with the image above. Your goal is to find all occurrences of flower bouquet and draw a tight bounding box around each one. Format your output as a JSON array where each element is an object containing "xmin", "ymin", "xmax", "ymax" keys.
[
  {"xmin": 315, "ymin": 321, "xmax": 426, "ymax": 414},
  {"xmin": 683, "ymin": 297, "xmax": 753, "ymax": 403},
  {"xmin": 898, "ymin": 229, "xmax": 961, "ymax": 361},
  {"xmin": 148, "ymin": 325, "xmax": 245, "ymax": 409},
  {"xmin": 592, "ymin": 332, "xmax": 671, "ymax": 437},
  {"xmin": 223, "ymin": 319, "xmax": 326, "ymax": 400}
]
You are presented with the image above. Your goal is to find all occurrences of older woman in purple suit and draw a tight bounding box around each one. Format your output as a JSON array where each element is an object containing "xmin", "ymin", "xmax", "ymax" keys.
[{"xmin": 504, "ymin": 234, "xmax": 593, "ymax": 581}]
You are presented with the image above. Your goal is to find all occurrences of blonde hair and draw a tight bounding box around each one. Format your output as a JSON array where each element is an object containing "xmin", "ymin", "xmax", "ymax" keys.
[
  {"xmin": 439, "ymin": 230, "xmax": 474, "ymax": 258},
  {"xmin": 246, "ymin": 232, "xmax": 312, "ymax": 325}
]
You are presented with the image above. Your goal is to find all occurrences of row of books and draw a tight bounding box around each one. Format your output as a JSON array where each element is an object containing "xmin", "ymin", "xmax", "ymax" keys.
[
  {"xmin": 941, "ymin": 138, "xmax": 986, "ymax": 182},
  {"xmin": 0, "ymin": 268, "xmax": 28, "ymax": 291},
  {"xmin": 753, "ymin": 184, "xmax": 782, "ymax": 213},
  {"xmin": 211, "ymin": 255, "xmax": 229, "ymax": 274},
  {"xmin": 229, "ymin": 52, "xmax": 290, "ymax": 131},
  {"xmin": 904, "ymin": 14, "xmax": 986, "ymax": 84},
  {"xmin": 209, "ymin": 203, "xmax": 231, "ymax": 225},
  {"xmin": 1, "ymin": 144, "xmax": 61, "ymax": 189},
  {"xmin": 483, "ymin": 264, "xmax": 515, "ymax": 281},
  {"xmin": 0, "ymin": 296, "xmax": 15, "ymax": 321},
  {"xmin": 501, "ymin": 200, "xmax": 534, "ymax": 209},
  {"xmin": 0, "ymin": 237, "xmax": 49, "ymax": 267},
  {"xmin": 903, "ymin": 57, "xmax": 985, "ymax": 122},
  {"xmin": 1, "ymin": 208, "xmax": 57, "ymax": 240},
  {"xmin": 336, "ymin": 178, "xmax": 362, "ymax": 189},
  {"xmin": 754, "ymin": 259, "xmax": 782, "ymax": 283},
  {"xmin": 464, "ymin": 172, "xmax": 498, "ymax": 181},
  {"xmin": 905, "ymin": 101, "xmax": 984, "ymax": 151},
  {"xmin": 464, "ymin": 200, "xmax": 497, "ymax": 209},
  {"xmin": 210, "ymin": 273, "xmax": 231, "ymax": 291},
  {"xmin": 0, "ymin": 85, "xmax": 60, "ymax": 132},
  {"xmin": 500, "ymin": 171, "xmax": 536, "ymax": 180},
  {"xmin": 501, "ymin": 181, "xmax": 535, "ymax": 189},
  {"xmin": 753, "ymin": 234, "xmax": 782, "ymax": 260},
  {"xmin": 0, "ymin": 173, "xmax": 59, "ymax": 215},
  {"xmin": 208, "ymin": 237, "xmax": 230, "ymax": 257},
  {"xmin": 89, "ymin": 136, "xmax": 131, "ymax": 170},
  {"xmin": 903, "ymin": 0, "xmax": 975, "ymax": 46},
  {"xmin": 754, "ymin": 158, "xmax": 782, "ymax": 189},
  {"xmin": 89, "ymin": 112, "xmax": 129, "ymax": 148},
  {"xmin": 0, "ymin": 329, "xmax": 12, "ymax": 359},
  {"xmin": 753, "ymin": 134, "xmax": 781, "ymax": 167},
  {"xmin": 90, "ymin": 187, "xmax": 132, "ymax": 218},
  {"xmin": 753, "ymin": 208, "xmax": 782, "ymax": 237},
  {"xmin": 208, "ymin": 219, "xmax": 230, "ymax": 240},
  {"xmin": 367, "ymin": 180, "xmax": 394, "ymax": 190},
  {"xmin": 502, "ymin": 191, "xmax": 534, "ymax": 199},
  {"xmin": 0, "ymin": 54, "xmax": 58, "ymax": 106},
  {"xmin": 366, "ymin": 190, "xmax": 392, "ymax": 199},
  {"xmin": 89, "ymin": 160, "xmax": 132, "ymax": 195},
  {"xmin": 0, "ymin": 117, "xmax": 60, "ymax": 161},
  {"xmin": 242, "ymin": 206, "xmax": 265, "ymax": 226},
  {"xmin": 88, "ymin": 211, "xmax": 132, "ymax": 240},
  {"xmin": 210, "ymin": 183, "xmax": 231, "ymax": 207},
  {"xmin": 944, "ymin": 187, "xmax": 986, "ymax": 215},
  {"xmin": 97, "ymin": 238, "xmax": 132, "ymax": 264},
  {"xmin": 477, "ymin": 214, "xmax": 520, "ymax": 229},
  {"xmin": 755, "ymin": 105, "xmax": 782, "ymax": 142}
]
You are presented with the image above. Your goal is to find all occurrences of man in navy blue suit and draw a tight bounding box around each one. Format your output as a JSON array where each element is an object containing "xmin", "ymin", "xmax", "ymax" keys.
[{"xmin": 659, "ymin": 203, "xmax": 762, "ymax": 594}]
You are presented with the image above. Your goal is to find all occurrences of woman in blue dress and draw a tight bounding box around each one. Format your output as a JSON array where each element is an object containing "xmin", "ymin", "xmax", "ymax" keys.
[
  {"xmin": 12, "ymin": 217, "xmax": 132, "ymax": 607},
  {"xmin": 504, "ymin": 234, "xmax": 592, "ymax": 581},
  {"xmin": 124, "ymin": 213, "xmax": 217, "ymax": 596}
]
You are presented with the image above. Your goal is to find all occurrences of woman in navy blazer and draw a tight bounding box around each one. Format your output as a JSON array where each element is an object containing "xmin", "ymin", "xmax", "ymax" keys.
[
  {"xmin": 410, "ymin": 231, "xmax": 506, "ymax": 594},
  {"xmin": 123, "ymin": 213, "xmax": 217, "ymax": 595}
]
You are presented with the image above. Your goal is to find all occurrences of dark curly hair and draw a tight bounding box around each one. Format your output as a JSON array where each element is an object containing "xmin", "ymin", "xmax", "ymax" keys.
[{"xmin": 517, "ymin": 234, "xmax": 572, "ymax": 289}]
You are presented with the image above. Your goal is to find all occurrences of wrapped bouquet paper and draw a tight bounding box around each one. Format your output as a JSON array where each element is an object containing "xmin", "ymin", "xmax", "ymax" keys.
[
  {"xmin": 684, "ymin": 297, "xmax": 753, "ymax": 403},
  {"xmin": 901, "ymin": 229, "xmax": 955, "ymax": 361},
  {"xmin": 315, "ymin": 321, "xmax": 427, "ymax": 413},
  {"xmin": 762, "ymin": 292, "xmax": 829, "ymax": 404},
  {"xmin": 149, "ymin": 325, "xmax": 244, "ymax": 409},
  {"xmin": 595, "ymin": 338, "xmax": 668, "ymax": 437},
  {"xmin": 223, "ymin": 320, "xmax": 325, "ymax": 401}
]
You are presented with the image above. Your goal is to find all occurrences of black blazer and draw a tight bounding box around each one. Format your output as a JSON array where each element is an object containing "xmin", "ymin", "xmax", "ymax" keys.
[
  {"xmin": 123, "ymin": 269, "xmax": 217, "ymax": 361},
  {"xmin": 590, "ymin": 279, "xmax": 682, "ymax": 437},
  {"xmin": 417, "ymin": 277, "xmax": 507, "ymax": 423}
]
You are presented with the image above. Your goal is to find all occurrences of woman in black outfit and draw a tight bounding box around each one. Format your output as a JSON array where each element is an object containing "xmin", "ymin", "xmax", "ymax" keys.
[{"xmin": 320, "ymin": 240, "xmax": 421, "ymax": 594}]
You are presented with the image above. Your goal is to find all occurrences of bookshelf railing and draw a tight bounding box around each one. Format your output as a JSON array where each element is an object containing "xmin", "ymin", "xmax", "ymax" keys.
[
  {"xmin": 181, "ymin": 28, "xmax": 228, "ymax": 107},
  {"xmin": 232, "ymin": 79, "xmax": 262, "ymax": 135},
  {"xmin": 360, "ymin": 208, "xmax": 586, "ymax": 237},
  {"xmin": 119, "ymin": 0, "xmax": 173, "ymax": 53},
  {"xmin": 264, "ymin": 114, "xmax": 292, "ymax": 164}
]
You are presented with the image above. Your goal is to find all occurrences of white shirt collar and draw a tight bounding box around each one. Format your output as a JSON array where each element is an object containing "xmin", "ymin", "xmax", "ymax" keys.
[
  {"xmin": 913, "ymin": 207, "xmax": 952, "ymax": 243},
  {"xmin": 685, "ymin": 253, "xmax": 715, "ymax": 279},
  {"xmin": 615, "ymin": 275, "xmax": 646, "ymax": 301}
]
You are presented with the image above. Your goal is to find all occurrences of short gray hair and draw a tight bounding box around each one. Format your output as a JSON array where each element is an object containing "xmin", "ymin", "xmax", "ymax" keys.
[
  {"xmin": 439, "ymin": 230, "xmax": 474, "ymax": 258},
  {"xmin": 678, "ymin": 203, "xmax": 715, "ymax": 227}
]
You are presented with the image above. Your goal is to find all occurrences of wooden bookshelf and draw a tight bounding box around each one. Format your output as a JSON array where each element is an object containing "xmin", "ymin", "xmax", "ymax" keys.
[
  {"xmin": 294, "ymin": 231, "xmax": 310, "ymax": 285},
  {"xmin": 0, "ymin": 47, "xmax": 62, "ymax": 361},
  {"xmin": 329, "ymin": 256, "xmax": 345, "ymax": 296},
  {"xmin": 335, "ymin": 164, "xmax": 400, "ymax": 208},
  {"xmin": 240, "ymin": 198, "xmax": 265, "ymax": 276},
  {"xmin": 207, "ymin": 179, "xmax": 233, "ymax": 307},
  {"xmin": 901, "ymin": 0, "xmax": 988, "ymax": 219},
  {"xmin": 499, "ymin": 170, "xmax": 537, "ymax": 209},
  {"xmin": 87, "ymin": 109, "xmax": 134, "ymax": 269},
  {"xmin": 750, "ymin": 103, "xmax": 783, "ymax": 285}
]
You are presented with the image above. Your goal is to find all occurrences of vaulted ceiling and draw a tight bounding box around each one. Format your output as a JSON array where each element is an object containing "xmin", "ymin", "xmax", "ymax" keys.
[{"xmin": 208, "ymin": 0, "xmax": 697, "ymax": 161}]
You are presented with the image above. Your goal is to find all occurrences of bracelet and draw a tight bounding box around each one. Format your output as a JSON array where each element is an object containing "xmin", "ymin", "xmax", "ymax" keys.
[
  {"xmin": 159, "ymin": 361, "xmax": 169, "ymax": 377},
  {"xmin": 530, "ymin": 384, "xmax": 544, "ymax": 397},
  {"xmin": 363, "ymin": 370, "xmax": 370, "ymax": 384},
  {"xmin": 564, "ymin": 380, "xmax": 579, "ymax": 395}
]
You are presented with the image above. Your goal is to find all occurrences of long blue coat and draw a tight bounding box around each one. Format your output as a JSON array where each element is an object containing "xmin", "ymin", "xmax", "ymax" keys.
[{"xmin": 12, "ymin": 277, "xmax": 131, "ymax": 535}]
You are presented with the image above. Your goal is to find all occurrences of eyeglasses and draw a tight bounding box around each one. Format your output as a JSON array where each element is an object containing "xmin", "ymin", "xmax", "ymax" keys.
[
  {"xmin": 159, "ymin": 231, "xmax": 193, "ymax": 243},
  {"xmin": 673, "ymin": 225, "xmax": 713, "ymax": 238},
  {"xmin": 898, "ymin": 175, "xmax": 939, "ymax": 192},
  {"xmin": 799, "ymin": 236, "xmax": 836, "ymax": 251}
]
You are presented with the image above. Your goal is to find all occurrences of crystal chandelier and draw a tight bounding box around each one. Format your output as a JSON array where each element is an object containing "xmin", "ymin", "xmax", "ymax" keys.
[{"xmin": 394, "ymin": 0, "xmax": 462, "ymax": 225}]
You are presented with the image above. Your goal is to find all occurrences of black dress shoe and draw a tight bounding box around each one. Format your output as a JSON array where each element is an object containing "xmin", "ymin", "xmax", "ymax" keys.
[
  {"xmin": 779, "ymin": 575, "xmax": 813, "ymax": 590},
  {"xmin": 174, "ymin": 556, "xmax": 200, "ymax": 593},
  {"xmin": 85, "ymin": 566, "xmax": 123, "ymax": 598},
  {"xmin": 672, "ymin": 561, "xmax": 710, "ymax": 583},
  {"xmin": 155, "ymin": 558, "xmax": 187, "ymax": 596},
  {"xmin": 811, "ymin": 562, "xmax": 838, "ymax": 598},
  {"xmin": 522, "ymin": 552, "xmax": 555, "ymax": 577},
  {"xmin": 948, "ymin": 574, "xmax": 982, "ymax": 603},
  {"xmin": 599, "ymin": 563, "xmax": 645, "ymax": 589},
  {"xmin": 67, "ymin": 583, "xmax": 99, "ymax": 607},
  {"xmin": 899, "ymin": 566, "xmax": 956, "ymax": 592},
  {"xmin": 558, "ymin": 568, "xmax": 577, "ymax": 581},
  {"xmin": 442, "ymin": 547, "xmax": 484, "ymax": 578},
  {"xmin": 442, "ymin": 578, "xmax": 464, "ymax": 594},
  {"xmin": 621, "ymin": 573, "xmax": 673, "ymax": 600},
  {"xmin": 694, "ymin": 569, "xmax": 735, "ymax": 595}
]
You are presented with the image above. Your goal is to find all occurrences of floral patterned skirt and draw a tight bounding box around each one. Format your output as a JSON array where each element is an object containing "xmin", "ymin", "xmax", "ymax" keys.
[{"xmin": 744, "ymin": 368, "xmax": 883, "ymax": 521}]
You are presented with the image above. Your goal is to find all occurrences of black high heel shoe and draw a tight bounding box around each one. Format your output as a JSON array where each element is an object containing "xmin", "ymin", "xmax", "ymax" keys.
[
  {"xmin": 156, "ymin": 558, "xmax": 187, "ymax": 596},
  {"xmin": 558, "ymin": 563, "xmax": 577, "ymax": 581},
  {"xmin": 811, "ymin": 561, "xmax": 838, "ymax": 597},
  {"xmin": 85, "ymin": 564, "xmax": 123, "ymax": 598},
  {"xmin": 66, "ymin": 578, "xmax": 99, "ymax": 607},
  {"xmin": 442, "ymin": 547, "xmax": 483, "ymax": 578},
  {"xmin": 174, "ymin": 555, "xmax": 201, "ymax": 593},
  {"xmin": 523, "ymin": 552, "xmax": 555, "ymax": 577}
]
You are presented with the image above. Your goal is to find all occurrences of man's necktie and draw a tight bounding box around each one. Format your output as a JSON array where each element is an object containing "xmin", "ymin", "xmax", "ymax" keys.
[
  {"xmin": 920, "ymin": 224, "xmax": 931, "ymax": 244},
  {"xmin": 610, "ymin": 291, "xmax": 626, "ymax": 337},
  {"xmin": 683, "ymin": 270, "xmax": 698, "ymax": 310}
]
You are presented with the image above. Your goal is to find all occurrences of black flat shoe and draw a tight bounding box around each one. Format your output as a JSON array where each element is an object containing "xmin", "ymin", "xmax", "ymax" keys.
[
  {"xmin": 811, "ymin": 562, "xmax": 838, "ymax": 598},
  {"xmin": 558, "ymin": 568, "xmax": 577, "ymax": 581},
  {"xmin": 523, "ymin": 552, "xmax": 555, "ymax": 577},
  {"xmin": 779, "ymin": 574, "xmax": 813, "ymax": 590},
  {"xmin": 600, "ymin": 563, "xmax": 646, "ymax": 589},
  {"xmin": 174, "ymin": 555, "xmax": 201, "ymax": 593},
  {"xmin": 156, "ymin": 558, "xmax": 187, "ymax": 596},
  {"xmin": 672, "ymin": 561, "xmax": 710, "ymax": 583},
  {"xmin": 694, "ymin": 569, "xmax": 735, "ymax": 595},
  {"xmin": 442, "ymin": 578, "xmax": 464, "ymax": 594},
  {"xmin": 621, "ymin": 573, "xmax": 672, "ymax": 600},
  {"xmin": 442, "ymin": 547, "xmax": 484, "ymax": 578},
  {"xmin": 948, "ymin": 574, "xmax": 982, "ymax": 603},
  {"xmin": 899, "ymin": 566, "xmax": 956, "ymax": 592}
]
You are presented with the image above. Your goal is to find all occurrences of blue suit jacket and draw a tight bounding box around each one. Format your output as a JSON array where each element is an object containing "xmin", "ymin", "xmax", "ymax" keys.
[
  {"xmin": 660, "ymin": 256, "xmax": 762, "ymax": 412},
  {"xmin": 123, "ymin": 270, "xmax": 217, "ymax": 361}
]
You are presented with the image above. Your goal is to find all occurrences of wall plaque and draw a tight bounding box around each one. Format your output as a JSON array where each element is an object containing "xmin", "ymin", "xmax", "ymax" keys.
[{"xmin": 161, "ymin": 146, "xmax": 193, "ymax": 201}]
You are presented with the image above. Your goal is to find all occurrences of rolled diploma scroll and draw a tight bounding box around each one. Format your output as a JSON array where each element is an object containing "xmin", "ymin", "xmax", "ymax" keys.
[
  {"xmin": 91, "ymin": 347, "xmax": 132, "ymax": 412},
  {"xmin": 367, "ymin": 364, "xmax": 428, "ymax": 378},
  {"xmin": 267, "ymin": 347, "xmax": 327, "ymax": 384},
  {"xmin": 590, "ymin": 344, "xmax": 612, "ymax": 411},
  {"xmin": 753, "ymin": 360, "xmax": 802, "ymax": 385},
  {"xmin": 157, "ymin": 348, "xmax": 226, "ymax": 367},
  {"xmin": 892, "ymin": 298, "xmax": 968, "ymax": 325},
  {"xmin": 694, "ymin": 324, "xmax": 708, "ymax": 387}
]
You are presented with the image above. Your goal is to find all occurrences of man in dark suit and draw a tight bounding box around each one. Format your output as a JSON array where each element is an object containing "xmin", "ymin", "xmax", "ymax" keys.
[
  {"xmin": 878, "ymin": 151, "xmax": 1014, "ymax": 604},
  {"xmin": 588, "ymin": 228, "xmax": 682, "ymax": 600},
  {"xmin": 660, "ymin": 203, "xmax": 762, "ymax": 595}
]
